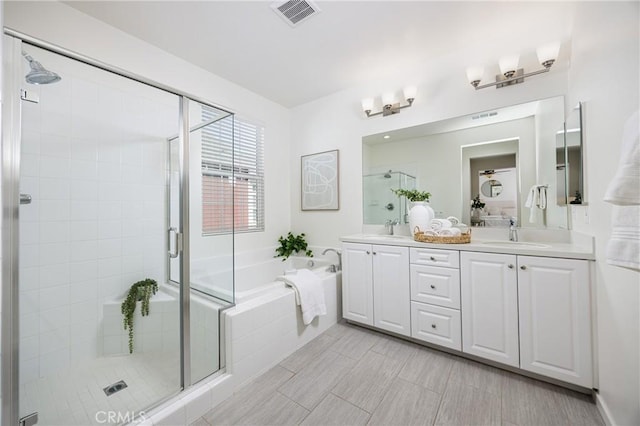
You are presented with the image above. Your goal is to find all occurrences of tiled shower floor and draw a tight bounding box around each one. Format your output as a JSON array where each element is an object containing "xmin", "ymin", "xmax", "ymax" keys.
[{"xmin": 19, "ymin": 352, "xmax": 180, "ymax": 425}]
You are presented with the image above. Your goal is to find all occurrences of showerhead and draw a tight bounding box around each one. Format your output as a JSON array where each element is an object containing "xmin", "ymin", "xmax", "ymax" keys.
[
  {"xmin": 22, "ymin": 51, "xmax": 61, "ymax": 85},
  {"xmin": 384, "ymin": 170, "xmax": 392, "ymax": 178}
]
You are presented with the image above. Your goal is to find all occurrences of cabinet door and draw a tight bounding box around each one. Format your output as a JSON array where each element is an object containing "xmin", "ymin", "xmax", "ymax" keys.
[
  {"xmin": 461, "ymin": 251, "xmax": 519, "ymax": 367},
  {"xmin": 518, "ymin": 256, "xmax": 592, "ymax": 387},
  {"xmin": 342, "ymin": 242, "xmax": 373, "ymax": 325},
  {"xmin": 372, "ymin": 244, "xmax": 410, "ymax": 336}
]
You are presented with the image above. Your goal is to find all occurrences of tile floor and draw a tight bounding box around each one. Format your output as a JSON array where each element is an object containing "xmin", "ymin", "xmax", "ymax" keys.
[
  {"xmin": 195, "ymin": 321, "xmax": 604, "ymax": 426},
  {"xmin": 20, "ymin": 351, "xmax": 180, "ymax": 425}
]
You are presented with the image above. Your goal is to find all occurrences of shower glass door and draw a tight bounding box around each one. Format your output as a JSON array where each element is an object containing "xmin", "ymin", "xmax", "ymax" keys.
[{"xmin": 14, "ymin": 41, "xmax": 182, "ymax": 425}]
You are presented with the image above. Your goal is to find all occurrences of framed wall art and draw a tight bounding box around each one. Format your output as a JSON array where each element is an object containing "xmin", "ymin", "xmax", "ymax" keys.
[{"xmin": 301, "ymin": 149, "xmax": 340, "ymax": 210}]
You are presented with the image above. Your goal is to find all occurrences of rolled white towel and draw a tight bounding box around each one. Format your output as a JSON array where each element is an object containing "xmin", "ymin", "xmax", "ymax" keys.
[
  {"xmin": 446, "ymin": 216, "xmax": 460, "ymax": 226},
  {"xmin": 430, "ymin": 218, "xmax": 452, "ymax": 231},
  {"xmin": 424, "ymin": 230, "xmax": 438, "ymax": 236},
  {"xmin": 455, "ymin": 224, "xmax": 469, "ymax": 234},
  {"xmin": 439, "ymin": 228, "xmax": 462, "ymax": 237}
]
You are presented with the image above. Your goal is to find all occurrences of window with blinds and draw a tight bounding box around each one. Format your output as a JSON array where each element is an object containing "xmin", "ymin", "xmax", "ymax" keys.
[{"xmin": 201, "ymin": 107, "xmax": 264, "ymax": 235}]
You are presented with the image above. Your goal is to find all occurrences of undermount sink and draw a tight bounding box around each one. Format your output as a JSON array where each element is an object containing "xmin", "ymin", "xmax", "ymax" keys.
[
  {"xmin": 362, "ymin": 234, "xmax": 411, "ymax": 240},
  {"xmin": 480, "ymin": 241, "xmax": 551, "ymax": 249}
]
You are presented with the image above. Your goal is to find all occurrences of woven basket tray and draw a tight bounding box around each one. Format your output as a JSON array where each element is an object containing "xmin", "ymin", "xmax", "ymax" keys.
[{"xmin": 414, "ymin": 229, "xmax": 471, "ymax": 244}]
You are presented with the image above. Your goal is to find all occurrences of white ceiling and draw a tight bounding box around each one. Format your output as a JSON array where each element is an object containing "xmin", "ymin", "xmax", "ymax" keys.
[{"xmin": 65, "ymin": 1, "xmax": 577, "ymax": 108}]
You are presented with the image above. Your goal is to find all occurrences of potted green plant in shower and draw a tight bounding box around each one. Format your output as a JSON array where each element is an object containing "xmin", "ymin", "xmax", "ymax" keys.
[{"xmin": 121, "ymin": 278, "xmax": 158, "ymax": 354}]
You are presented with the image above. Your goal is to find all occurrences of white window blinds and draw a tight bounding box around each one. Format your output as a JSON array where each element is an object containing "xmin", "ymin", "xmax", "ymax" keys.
[{"xmin": 201, "ymin": 107, "xmax": 264, "ymax": 235}]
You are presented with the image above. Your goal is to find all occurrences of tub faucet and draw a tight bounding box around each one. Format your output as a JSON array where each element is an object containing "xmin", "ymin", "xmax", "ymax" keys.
[
  {"xmin": 322, "ymin": 248, "xmax": 342, "ymax": 271},
  {"xmin": 509, "ymin": 218, "xmax": 518, "ymax": 242},
  {"xmin": 385, "ymin": 219, "xmax": 400, "ymax": 235}
]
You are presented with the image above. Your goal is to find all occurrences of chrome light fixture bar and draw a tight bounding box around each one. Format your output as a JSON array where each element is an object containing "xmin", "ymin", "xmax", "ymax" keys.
[
  {"xmin": 362, "ymin": 86, "xmax": 417, "ymax": 117},
  {"xmin": 467, "ymin": 42, "xmax": 560, "ymax": 90}
]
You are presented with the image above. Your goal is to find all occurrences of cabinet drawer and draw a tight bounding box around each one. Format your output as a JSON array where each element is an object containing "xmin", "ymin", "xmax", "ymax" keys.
[
  {"xmin": 410, "ymin": 247, "xmax": 459, "ymax": 268},
  {"xmin": 410, "ymin": 302, "xmax": 461, "ymax": 351},
  {"xmin": 410, "ymin": 265, "xmax": 460, "ymax": 309}
]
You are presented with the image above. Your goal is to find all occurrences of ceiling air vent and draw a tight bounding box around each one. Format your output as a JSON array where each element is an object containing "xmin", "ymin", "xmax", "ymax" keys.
[{"xmin": 271, "ymin": 0, "xmax": 321, "ymax": 27}]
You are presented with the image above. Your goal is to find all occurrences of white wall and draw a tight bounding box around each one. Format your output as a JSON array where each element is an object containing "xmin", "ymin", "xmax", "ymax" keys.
[
  {"xmin": 4, "ymin": 1, "xmax": 292, "ymax": 259},
  {"xmin": 567, "ymin": 2, "xmax": 640, "ymax": 425}
]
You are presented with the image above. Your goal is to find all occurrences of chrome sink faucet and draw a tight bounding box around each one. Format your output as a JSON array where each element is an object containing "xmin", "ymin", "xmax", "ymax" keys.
[
  {"xmin": 385, "ymin": 219, "xmax": 400, "ymax": 235},
  {"xmin": 322, "ymin": 248, "xmax": 342, "ymax": 271},
  {"xmin": 509, "ymin": 218, "xmax": 519, "ymax": 242}
]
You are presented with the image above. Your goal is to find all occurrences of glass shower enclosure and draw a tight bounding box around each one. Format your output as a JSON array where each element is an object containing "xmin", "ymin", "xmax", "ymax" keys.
[{"xmin": 2, "ymin": 34, "xmax": 235, "ymax": 426}]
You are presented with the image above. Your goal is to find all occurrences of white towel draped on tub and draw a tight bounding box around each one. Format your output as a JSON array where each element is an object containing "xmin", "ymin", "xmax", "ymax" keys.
[
  {"xmin": 604, "ymin": 110, "xmax": 640, "ymax": 270},
  {"xmin": 277, "ymin": 269, "xmax": 327, "ymax": 325}
]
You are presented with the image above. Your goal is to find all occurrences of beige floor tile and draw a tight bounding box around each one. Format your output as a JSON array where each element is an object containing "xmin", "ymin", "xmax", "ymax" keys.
[
  {"xmin": 332, "ymin": 350, "xmax": 404, "ymax": 413},
  {"xmin": 368, "ymin": 377, "xmax": 441, "ymax": 426},
  {"xmin": 301, "ymin": 393, "xmax": 370, "ymax": 426}
]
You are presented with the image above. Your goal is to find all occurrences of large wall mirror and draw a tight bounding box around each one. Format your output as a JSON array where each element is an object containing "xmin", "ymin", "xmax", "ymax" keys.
[{"xmin": 363, "ymin": 96, "xmax": 570, "ymax": 229}]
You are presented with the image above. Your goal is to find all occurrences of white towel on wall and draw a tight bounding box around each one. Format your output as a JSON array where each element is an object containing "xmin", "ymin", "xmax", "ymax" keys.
[
  {"xmin": 277, "ymin": 268, "xmax": 326, "ymax": 325},
  {"xmin": 604, "ymin": 111, "xmax": 640, "ymax": 271},
  {"xmin": 606, "ymin": 205, "xmax": 640, "ymax": 270},
  {"xmin": 525, "ymin": 185, "xmax": 548, "ymax": 223},
  {"xmin": 604, "ymin": 110, "xmax": 640, "ymax": 205}
]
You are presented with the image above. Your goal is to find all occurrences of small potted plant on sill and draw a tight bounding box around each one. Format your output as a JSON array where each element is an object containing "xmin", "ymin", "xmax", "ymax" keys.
[
  {"xmin": 274, "ymin": 232, "xmax": 313, "ymax": 261},
  {"xmin": 121, "ymin": 278, "xmax": 158, "ymax": 354}
]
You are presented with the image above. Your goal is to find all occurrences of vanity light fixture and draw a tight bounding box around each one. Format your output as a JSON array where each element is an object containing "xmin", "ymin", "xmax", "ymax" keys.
[
  {"xmin": 361, "ymin": 86, "xmax": 417, "ymax": 117},
  {"xmin": 467, "ymin": 42, "xmax": 560, "ymax": 90}
]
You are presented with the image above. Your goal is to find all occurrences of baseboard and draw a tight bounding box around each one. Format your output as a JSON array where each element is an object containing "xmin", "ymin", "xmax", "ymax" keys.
[{"xmin": 595, "ymin": 392, "xmax": 614, "ymax": 426}]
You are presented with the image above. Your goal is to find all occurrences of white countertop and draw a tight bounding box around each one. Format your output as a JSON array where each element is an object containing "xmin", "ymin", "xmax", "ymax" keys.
[{"xmin": 340, "ymin": 229, "xmax": 595, "ymax": 260}]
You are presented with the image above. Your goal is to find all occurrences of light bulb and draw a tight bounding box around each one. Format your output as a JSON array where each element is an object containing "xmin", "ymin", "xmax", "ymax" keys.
[
  {"xmin": 499, "ymin": 55, "xmax": 520, "ymax": 78},
  {"xmin": 381, "ymin": 92, "xmax": 396, "ymax": 107},
  {"xmin": 537, "ymin": 42, "xmax": 560, "ymax": 68},
  {"xmin": 403, "ymin": 86, "xmax": 417, "ymax": 102},
  {"xmin": 466, "ymin": 66, "xmax": 484, "ymax": 87},
  {"xmin": 361, "ymin": 98, "xmax": 374, "ymax": 112}
]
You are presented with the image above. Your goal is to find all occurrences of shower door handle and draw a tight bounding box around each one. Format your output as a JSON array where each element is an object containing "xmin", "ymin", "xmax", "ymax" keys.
[
  {"xmin": 168, "ymin": 227, "xmax": 180, "ymax": 259},
  {"xmin": 20, "ymin": 193, "xmax": 32, "ymax": 204}
]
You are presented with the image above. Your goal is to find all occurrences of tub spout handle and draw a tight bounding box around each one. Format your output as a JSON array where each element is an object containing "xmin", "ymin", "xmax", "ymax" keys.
[{"xmin": 322, "ymin": 248, "xmax": 342, "ymax": 271}]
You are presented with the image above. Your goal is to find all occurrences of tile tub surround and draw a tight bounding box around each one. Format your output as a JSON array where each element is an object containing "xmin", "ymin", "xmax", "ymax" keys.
[{"xmin": 194, "ymin": 321, "xmax": 604, "ymax": 426}]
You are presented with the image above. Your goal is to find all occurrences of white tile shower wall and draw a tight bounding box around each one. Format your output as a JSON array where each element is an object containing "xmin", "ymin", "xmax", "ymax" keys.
[{"xmin": 18, "ymin": 46, "xmax": 179, "ymax": 383}]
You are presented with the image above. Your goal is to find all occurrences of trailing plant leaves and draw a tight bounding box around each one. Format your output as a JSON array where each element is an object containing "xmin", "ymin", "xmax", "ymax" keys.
[
  {"xmin": 391, "ymin": 188, "xmax": 431, "ymax": 202},
  {"xmin": 121, "ymin": 278, "xmax": 158, "ymax": 354},
  {"xmin": 274, "ymin": 232, "xmax": 313, "ymax": 261}
]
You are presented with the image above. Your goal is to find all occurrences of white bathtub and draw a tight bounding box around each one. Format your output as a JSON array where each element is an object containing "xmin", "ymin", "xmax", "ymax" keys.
[
  {"xmin": 222, "ymin": 254, "xmax": 342, "ymax": 392},
  {"xmin": 191, "ymin": 254, "xmax": 336, "ymax": 304}
]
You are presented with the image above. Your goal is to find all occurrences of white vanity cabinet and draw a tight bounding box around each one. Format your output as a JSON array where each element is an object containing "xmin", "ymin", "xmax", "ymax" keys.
[
  {"xmin": 517, "ymin": 256, "xmax": 592, "ymax": 387},
  {"xmin": 460, "ymin": 251, "xmax": 520, "ymax": 367},
  {"xmin": 341, "ymin": 242, "xmax": 410, "ymax": 336},
  {"xmin": 460, "ymin": 251, "xmax": 593, "ymax": 386}
]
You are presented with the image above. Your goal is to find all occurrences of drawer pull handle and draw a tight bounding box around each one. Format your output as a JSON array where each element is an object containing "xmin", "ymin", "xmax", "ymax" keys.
[
  {"xmin": 366, "ymin": 251, "xmax": 370, "ymax": 255},
  {"xmin": 508, "ymin": 264, "xmax": 514, "ymax": 269},
  {"xmin": 430, "ymin": 284, "xmax": 436, "ymax": 289},
  {"xmin": 430, "ymin": 256, "xmax": 436, "ymax": 261},
  {"xmin": 373, "ymin": 252, "xmax": 377, "ymax": 255},
  {"xmin": 520, "ymin": 265, "xmax": 527, "ymax": 270},
  {"xmin": 431, "ymin": 324, "xmax": 437, "ymax": 329}
]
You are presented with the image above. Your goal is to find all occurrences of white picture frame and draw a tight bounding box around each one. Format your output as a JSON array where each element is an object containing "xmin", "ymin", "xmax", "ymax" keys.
[{"xmin": 301, "ymin": 149, "xmax": 340, "ymax": 211}]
